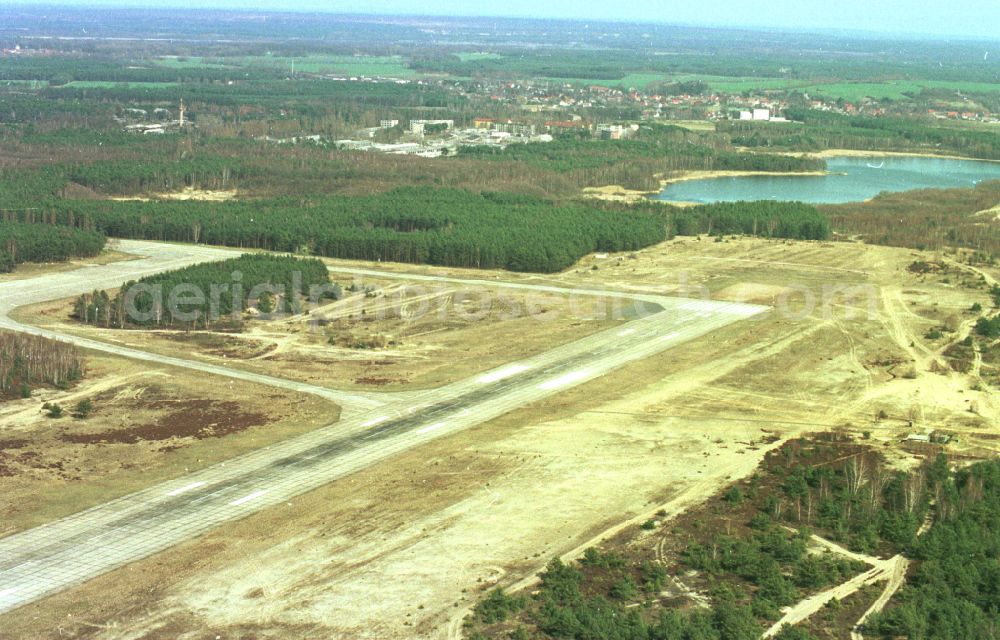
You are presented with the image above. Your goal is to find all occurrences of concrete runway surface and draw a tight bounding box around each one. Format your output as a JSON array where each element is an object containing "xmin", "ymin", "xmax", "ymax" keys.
[{"xmin": 0, "ymin": 239, "xmax": 767, "ymax": 614}]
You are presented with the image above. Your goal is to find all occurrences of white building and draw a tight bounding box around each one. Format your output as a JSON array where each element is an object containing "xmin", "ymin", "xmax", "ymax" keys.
[
  {"xmin": 409, "ymin": 119, "xmax": 454, "ymax": 135},
  {"xmin": 596, "ymin": 123, "xmax": 631, "ymax": 140},
  {"xmin": 379, "ymin": 119, "xmax": 400, "ymax": 129},
  {"xmin": 336, "ymin": 140, "xmax": 373, "ymax": 150},
  {"xmin": 752, "ymin": 108, "xmax": 771, "ymax": 121}
]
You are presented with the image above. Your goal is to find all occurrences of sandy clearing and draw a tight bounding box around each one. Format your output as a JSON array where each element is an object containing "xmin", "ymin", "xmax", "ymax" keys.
[
  {"xmin": 108, "ymin": 187, "xmax": 237, "ymax": 202},
  {"xmin": 2, "ymin": 236, "xmax": 998, "ymax": 639},
  {"xmin": 972, "ymin": 203, "xmax": 1000, "ymax": 221}
]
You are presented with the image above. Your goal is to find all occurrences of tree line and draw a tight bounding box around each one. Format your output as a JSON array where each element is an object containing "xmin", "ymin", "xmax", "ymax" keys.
[
  {"xmin": 671, "ymin": 201, "xmax": 831, "ymax": 240},
  {"xmin": 460, "ymin": 126, "xmax": 827, "ymax": 192},
  {"xmin": 723, "ymin": 110, "xmax": 1000, "ymax": 161},
  {"xmin": 36, "ymin": 188, "xmax": 669, "ymax": 273},
  {"xmin": 614, "ymin": 200, "xmax": 831, "ymax": 241},
  {"xmin": 74, "ymin": 254, "xmax": 331, "ymax": 330},
  {"xmin": 0, "ymin": 222, "xmax": 106, "ymax": 272}
]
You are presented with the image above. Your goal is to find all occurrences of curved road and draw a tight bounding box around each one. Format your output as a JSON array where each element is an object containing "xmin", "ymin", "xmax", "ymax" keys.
[{"xmin": 0, "ymin": 241, "xmax": 389, "ymax": 410}]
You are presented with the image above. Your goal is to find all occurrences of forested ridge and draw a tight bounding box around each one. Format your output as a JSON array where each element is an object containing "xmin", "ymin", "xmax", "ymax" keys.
[
  {"xmin": 722, "ymin": 110, "xmax": 1000, "ymax": 161},
  {"xmin": 0, "ymin": 222, "xmax": 106, "ymax": 272},
  {"xmin": 74, "ymin": 254, "xmax": 331, "ymax": 330},
  {"xmin": 23, "ymin": 188, "xmax": 670, "ymax": 273}
]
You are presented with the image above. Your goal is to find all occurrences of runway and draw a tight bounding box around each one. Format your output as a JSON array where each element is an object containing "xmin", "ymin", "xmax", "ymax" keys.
[{"xmin": 0, "ymin": 240, "xmax": 767, "ymax": 614}]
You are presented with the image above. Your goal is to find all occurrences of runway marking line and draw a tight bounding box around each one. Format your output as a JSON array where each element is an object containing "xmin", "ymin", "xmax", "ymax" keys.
[
  {"xmin": 416, "ymin": 422, "xmax": 446, "ymax": 435},
  {"xmin": 166, "ymin": 481, "xmax": 207, "ymax": 497},
  {"xmin": 539, "ymin": 369, "xmax": 592, "ymax": 390},
  {"xmin": 477, "ymin": 364, "xmax": 531, "ymax": 384},
  {"xmin": 230, "ymin": 490, "xmax": 267, "ymax": 506}
]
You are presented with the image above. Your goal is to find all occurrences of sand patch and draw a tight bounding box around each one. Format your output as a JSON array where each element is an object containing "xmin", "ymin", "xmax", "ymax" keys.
[
  {"xmin": 109, "ymin": 187, "xmax": 237, "ymax": 202},
  {"xmin": 972, "ymin": 203, "xmax": 1000, "ymax": 221},
  {"xmin": 582, "ymin": 184, "xmax": 656, "ymax": 203},
  {"xmin": 715, "ymin": 282, "xmax": 797, "ymax": 305},
  {"xmin": 658, "ymin": 169, "xmax": 829, "ymax": 187}
]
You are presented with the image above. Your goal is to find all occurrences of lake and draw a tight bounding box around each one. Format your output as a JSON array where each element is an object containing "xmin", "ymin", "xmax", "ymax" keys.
[{"xmin": 654, "ymin": 155, "xmax": 1000, "ymax": 205}]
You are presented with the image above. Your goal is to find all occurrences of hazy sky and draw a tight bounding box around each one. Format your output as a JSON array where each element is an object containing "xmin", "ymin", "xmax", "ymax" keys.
[{"xmin": 8, "ymin": 0, "xmax": 1000, "ymax": 39}]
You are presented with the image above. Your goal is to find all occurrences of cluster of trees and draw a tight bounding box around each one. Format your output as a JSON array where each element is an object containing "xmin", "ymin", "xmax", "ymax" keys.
[
  {"xmin": 864, "ymin": 457, "xmax": 1000, "ymax": 638},
  {"xmin": 41, "ymin": 188, "xmax": 668, "ymax": 273},
  {"xmin": 0, "ymin": 166, "xmax": 84, "ymax": 208},
  {"xmin": 650, "ymin": 80, "xmax": 711, "ymax": 96},
  {"xmin": 65, "ymin": 156, "xmax": 249, "ymax": 194},
  {"xmin": 682, "ymin": 524, "xmax": 864, "ymax": 621},
  {"xmin": 470, "ymin": 554, "xmax": 815, "ymax": 640},
  {"xmin": 73, "ymin": 254, "xmax": 331, "ymax": 330},
  {"xmin": 466, "ymin": 442, "xmax": 961, "ymax": 640},
  {"xmin": 0, "ymin": 331, "xmax": 85, "ymax": 397},
  {"xmin": 0, "ymin": 56, "xmax": 241, "ymax": 86},
  {"xmin": 821, "ymin": 181, "xmax": 1000, "ymax": 256},
  {"xmin": 668, "ymin": 201, "xmax": 830, "ymax": 240},
  {"xmin": 0, "ymin": 222, "xmax": 105, "ymax": 272},
  {"xmin": 975, "ymin": 314, "xmax": 1000, "ymax": 338},
  {"xmin": 461, "ymin": 127, "xmax": 826, "ymax": 192},
  {"xmin": 766, "ymin": 448, "xmax": 935, "ymax": 553},
  {"xmin": 723, "ymin": 110, "xmax": 1000, "ymax": 161},
  {"xmin": 5, "ymin": 134, "xmax": 822, "ymax": 204}
]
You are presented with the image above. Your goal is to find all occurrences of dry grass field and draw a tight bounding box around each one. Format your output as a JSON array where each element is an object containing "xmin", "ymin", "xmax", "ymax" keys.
[
  {"xmin": 13, "ymin": 279, "xmax": 622, "ymax": 392},
  {"xmin": 1, "ymin": 236, "xmax": 998, "ymax": 639}
]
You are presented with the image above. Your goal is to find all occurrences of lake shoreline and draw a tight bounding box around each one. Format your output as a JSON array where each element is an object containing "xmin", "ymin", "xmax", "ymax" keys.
[
  {"xmin": 583, "ymin": 169, "xmax": 830, "ymax": 205},
  {"xmin": 658, "ymin": 169, "xmax": 831, "ymax": 187},
  {"xmin": 802, "ymin": 148, "xmax": 1000, "ymax": 164},
  {"xmin": 654, "ymin": 154, "xmax": 1000, "ymax": 205},
  {"xmin": 585, "ymin": 152, "xmax": 1000, "ymax": 205},
  {"xmin": 582, "ymin": 185, "xmax": 702, "ymax": 206}
]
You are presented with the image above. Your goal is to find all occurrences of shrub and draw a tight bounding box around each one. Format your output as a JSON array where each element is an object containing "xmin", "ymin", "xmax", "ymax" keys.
[
  {"xmin": 975, "ymin": 315, "xmax": 1000, "ymax": 338},
  {"xmin": 609, "ymin": 575, "xmax": 639, "ymax": 600},
  {"xmin": 725, "ymin": 487, "xmax": 744, "ymax": 505},
  {"xmin": 474, "ymin": 588, "xmax": 526, "ymax": 624},
  {"xmin": 73, "ymin": 398, "xmax": 93, "ymax": 419}
]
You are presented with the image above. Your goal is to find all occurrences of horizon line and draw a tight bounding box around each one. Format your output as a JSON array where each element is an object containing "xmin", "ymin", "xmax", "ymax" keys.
[{"xmin": 3, "ymin": 2, "xmax": 1000, "ymax": 44}]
